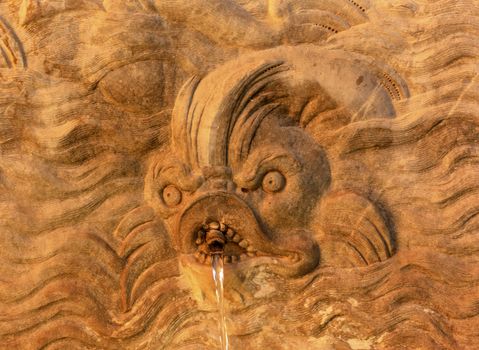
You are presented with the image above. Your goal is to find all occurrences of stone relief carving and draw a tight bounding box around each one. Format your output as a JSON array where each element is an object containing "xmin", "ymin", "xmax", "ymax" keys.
[
  {"xmin": 0, "ymin": 15, "xmax": 26, "ymax": 68},
  {"xmin": 0, "ymin": 0, "xmax": 478, "ymax": 349}
]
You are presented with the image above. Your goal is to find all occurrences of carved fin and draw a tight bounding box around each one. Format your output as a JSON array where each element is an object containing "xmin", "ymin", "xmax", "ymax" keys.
[
  {"xmin": 114, "ymin": 206, "xmax": 177, "ymax": 311},
  {"xmin": 317, "ymin": 191, "xmax": 395, "ymax": 267}
]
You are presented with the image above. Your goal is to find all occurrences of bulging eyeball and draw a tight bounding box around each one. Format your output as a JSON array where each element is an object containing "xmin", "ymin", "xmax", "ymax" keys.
[
  {"xmin": 262, "ymin": 171, "xmax": 286, "ymax": 193},
  {"xmin": 161, "ymin": 184, "xmax": 182, "ymax": 207}
]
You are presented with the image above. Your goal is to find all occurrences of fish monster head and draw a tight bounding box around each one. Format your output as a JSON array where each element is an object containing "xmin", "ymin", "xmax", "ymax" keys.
[{"xmin": 144, "ymin": 46, "xmax": 402, "ymax": 308}]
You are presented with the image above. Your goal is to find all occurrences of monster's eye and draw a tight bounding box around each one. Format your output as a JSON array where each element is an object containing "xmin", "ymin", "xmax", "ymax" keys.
[
  {"xmin": 161, "ymin": 185, "xmax": 182, "ymax": 207},
  {"xmin": 262, "ymin": 171, "xmax": 286, "ymax": 193}
]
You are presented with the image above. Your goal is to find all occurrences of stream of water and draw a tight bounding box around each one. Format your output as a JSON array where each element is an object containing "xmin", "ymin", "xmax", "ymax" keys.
[{"xmin": 212, "ymin": 254, "xmax": 229, "ymax": 350}]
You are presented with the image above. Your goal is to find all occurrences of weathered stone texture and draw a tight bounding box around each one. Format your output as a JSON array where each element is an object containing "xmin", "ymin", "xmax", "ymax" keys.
[{"xmin": 0, "ymin": 1, "xmax": 478, "ymax": 349}]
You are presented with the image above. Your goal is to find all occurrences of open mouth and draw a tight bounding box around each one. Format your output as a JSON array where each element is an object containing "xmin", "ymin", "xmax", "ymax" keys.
[
  {"xmin": 193, "ymin": 221, "xmax": 301, "ymax": 265},
  {"xmin": 175, "ymin": 193, "xmax": 316, "ymax": 275}
]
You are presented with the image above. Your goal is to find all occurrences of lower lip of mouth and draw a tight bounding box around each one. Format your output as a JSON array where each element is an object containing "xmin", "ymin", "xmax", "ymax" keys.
[{"xmin": 192, "ymin": 221, "xmax": 301, "ymax": 266}]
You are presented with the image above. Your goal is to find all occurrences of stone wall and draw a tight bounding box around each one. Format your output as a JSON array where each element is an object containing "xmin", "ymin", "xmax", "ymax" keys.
[{"xmin": 0, "ymin": 1, "xmax": 478, "ymax": 349}]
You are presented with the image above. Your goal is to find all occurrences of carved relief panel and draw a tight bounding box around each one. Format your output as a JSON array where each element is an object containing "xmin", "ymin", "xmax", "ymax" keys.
[{"xmin": 0, "ymin": 1, "xmax": 478, "ymax": 349}]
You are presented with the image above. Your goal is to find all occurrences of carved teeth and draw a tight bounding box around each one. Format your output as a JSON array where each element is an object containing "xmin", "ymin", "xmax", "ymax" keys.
[
  {"xmin": 226, "ymin": 228, "xmax": 235, "ymax": 238},
  {"xmin": 193, "ymin": 222, "xmax": 261, "ymax": 264},
  {"xmin": 194, "ymin": 251, "xmax": 260, "ymax": 264},
  {"xmin": 209, "ymin": 221, "xmax": 220, "ymax": 230},
  {"xmin": 195, "ymin": 230, "xmax": 205, "ymax": 245}
]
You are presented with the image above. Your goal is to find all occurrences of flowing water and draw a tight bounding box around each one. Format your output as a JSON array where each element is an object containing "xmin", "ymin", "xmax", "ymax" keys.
[{"xmin": 211, "ymin": 254, "xmax": 229, "ymax": 350}]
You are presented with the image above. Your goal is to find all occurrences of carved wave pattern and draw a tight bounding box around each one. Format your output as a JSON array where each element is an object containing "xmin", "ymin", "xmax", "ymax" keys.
[{"xmin": 0, "ymin": 0, "xmax": 478, "ymax": 348}]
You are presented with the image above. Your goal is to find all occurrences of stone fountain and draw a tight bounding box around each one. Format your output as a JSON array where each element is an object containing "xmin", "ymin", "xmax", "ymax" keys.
[{"xmin": 0, "ymin": 1, "xmax": 478, "ymax": 349}]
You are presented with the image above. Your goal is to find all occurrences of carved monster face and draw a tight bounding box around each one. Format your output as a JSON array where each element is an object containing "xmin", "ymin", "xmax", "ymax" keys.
[
  {"xmin": 147, "ymin": 113, "xmax": 329, "ymax": 276},
  {"xmin": 144, "ymin": 46, "xmax": 400, "ymax": 307}
]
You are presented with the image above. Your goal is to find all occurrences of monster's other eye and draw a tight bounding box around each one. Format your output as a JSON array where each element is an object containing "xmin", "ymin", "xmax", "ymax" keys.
[
  {"xmin": 161, "ymin": 185, "xmax": 182, "ymax": 207},
  {"xmin": 262, "ymin": 171, "xmax": 286, "ymax": 193}
]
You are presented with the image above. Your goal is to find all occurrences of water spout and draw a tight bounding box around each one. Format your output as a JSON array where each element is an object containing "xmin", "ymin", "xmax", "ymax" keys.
[
  {"xmin": 206, "ymin": 229, "xmax": 226, "ymax": 254},
  {"xmin": 212, "ymin": 254, "xmax": 229, "ymax": 350}
]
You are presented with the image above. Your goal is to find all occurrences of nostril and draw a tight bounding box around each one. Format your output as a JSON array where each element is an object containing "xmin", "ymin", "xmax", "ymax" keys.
[{"xmin": 241, "ymin": 188, "xmax": 248, "ymax": 193}]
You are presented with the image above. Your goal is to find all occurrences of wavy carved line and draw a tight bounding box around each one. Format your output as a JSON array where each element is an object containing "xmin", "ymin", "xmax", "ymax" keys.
[
  {"xmin": 1, "ymin": 315, "xmax": 119, "ymax": 350},
  {"xmin": 2, "ymin": 231, "xmax": 120, "ymax": 267},
  {"xmin": 344, "ymin": 107, "xmax": 479, "ymax": 155},
  {"xmin": 0, "ymin": 15, "xmax": 27, "ymax": 68},
  {"xmin": 3, "ymin": 179, "xmax": 140, "ymax": 234},
  {"xmin": 114, "ymin": 289, "xmax": 192, "ymax": 341}
]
